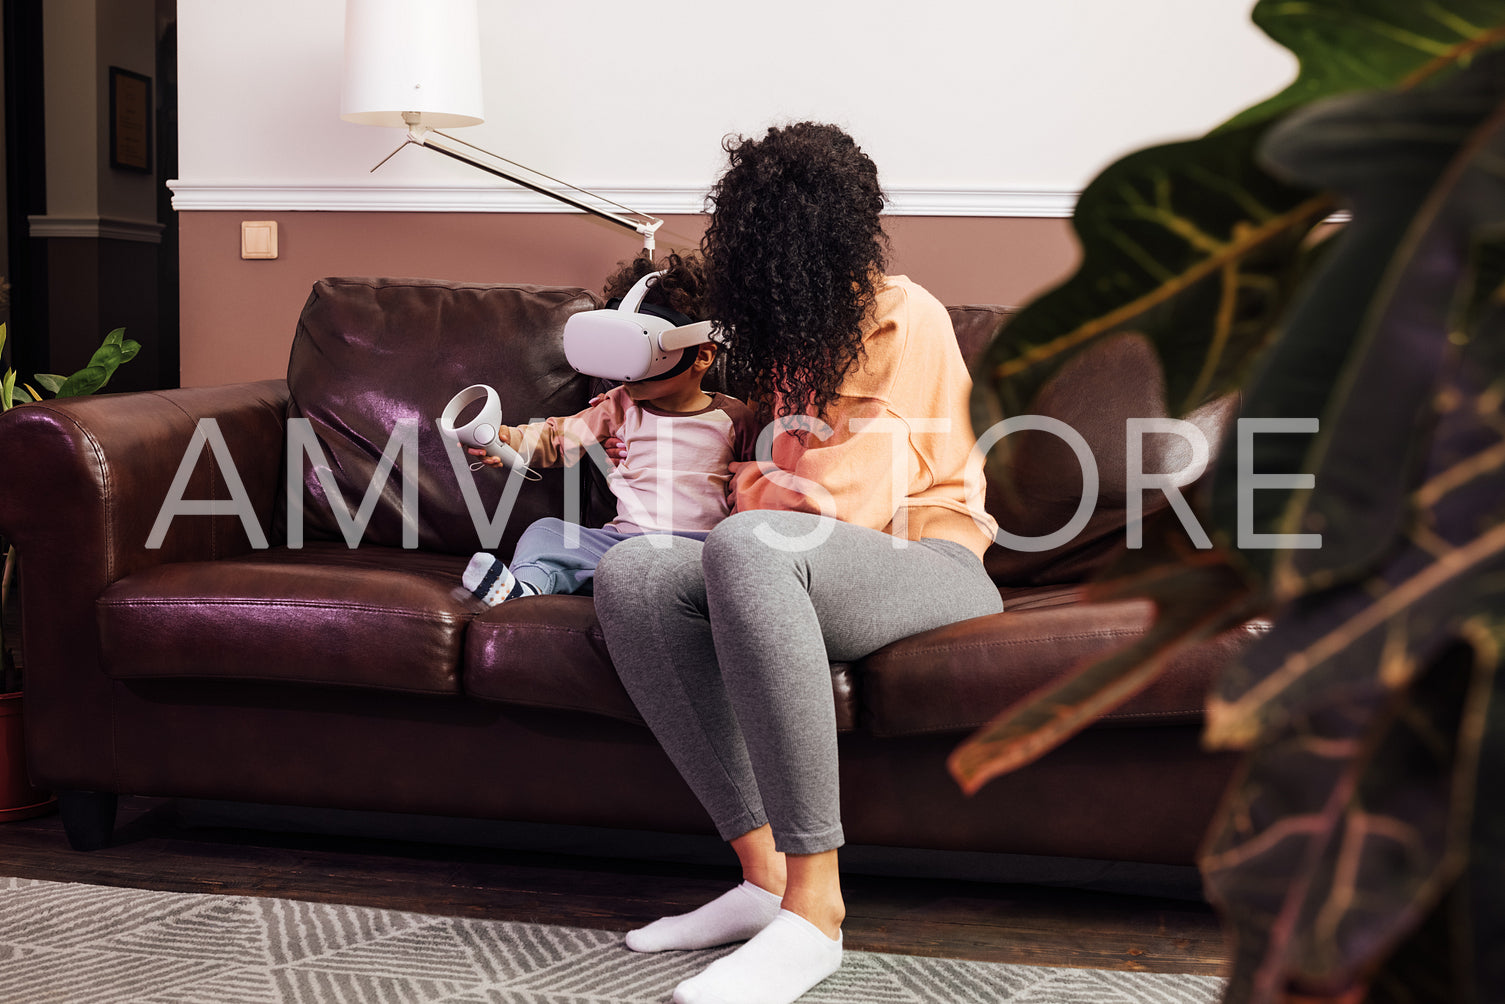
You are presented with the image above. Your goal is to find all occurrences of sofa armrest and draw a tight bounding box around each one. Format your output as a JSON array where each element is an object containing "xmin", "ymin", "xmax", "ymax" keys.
[
  {"xmin": 0, "ymin": 379, "xmax": 289, "ymax": 789},
  {"xmin": 0, "ymin": 379, "xmax": 290, "ymax": 569}
]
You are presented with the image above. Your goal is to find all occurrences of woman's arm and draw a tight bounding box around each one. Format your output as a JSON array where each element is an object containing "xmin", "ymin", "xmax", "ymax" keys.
[{"xmin": 730, "ymin": 396, "xmax": 917, "ymax": 533}]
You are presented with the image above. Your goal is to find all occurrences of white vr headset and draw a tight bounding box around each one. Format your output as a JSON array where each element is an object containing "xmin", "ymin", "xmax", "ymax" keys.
[
  {"xmin": 562, "ymin": 270, "xmax": 718, "ymax": 383},
  {"xmin": 441, "ymin": 271, "xmax": 717, "ymax": 481}
]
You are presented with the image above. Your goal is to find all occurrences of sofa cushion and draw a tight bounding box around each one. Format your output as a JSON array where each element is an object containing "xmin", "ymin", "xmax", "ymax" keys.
[
  {"xmin": 97, "ymin": 544, "xmax": 479, "ymax": 694},
  {"xmin": 463, "ymin": 595, "xmax": 858, "ymax": 732},
  {"xmin": 280, "ymin": 277, "xmax": 610, "ymax": 558},
  {"xmin": 858, "ymin": 584, "xmax": 1267, "ymax": 738},
  {"xmin": 948, "ymin": 306, "xmax": 1238, "ymax": 587}
]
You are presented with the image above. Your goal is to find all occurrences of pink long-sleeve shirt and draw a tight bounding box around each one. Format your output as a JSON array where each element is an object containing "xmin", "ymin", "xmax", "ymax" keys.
[{"xmin": 505, "ymin": 387, "xmax": 759, "ymax": 534}]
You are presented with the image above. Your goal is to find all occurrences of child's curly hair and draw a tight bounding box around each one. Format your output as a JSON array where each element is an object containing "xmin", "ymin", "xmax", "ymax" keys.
[
  {"xmin": 601, "ymin": 250, "xmax": 708, "ymax": 321},
  {"xmin": 701, "ymin": 122, "xmax": 889, "ymax": 424}
]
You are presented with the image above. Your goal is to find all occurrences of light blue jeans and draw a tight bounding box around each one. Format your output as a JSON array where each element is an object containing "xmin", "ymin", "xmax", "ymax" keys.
[{"xmin": 509, "ymin": 517, "xmax": 708, "ymax": 596}]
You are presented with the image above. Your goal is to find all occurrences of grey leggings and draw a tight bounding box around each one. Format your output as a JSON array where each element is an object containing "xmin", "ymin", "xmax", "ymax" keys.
[{"xmin": 593, "ymin": 509, "xmax": 1004, "ymax": 855}]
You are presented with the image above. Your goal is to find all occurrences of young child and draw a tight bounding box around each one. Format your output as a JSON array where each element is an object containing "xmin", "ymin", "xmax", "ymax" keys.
[{"xmin": 462, "ymin": 252, "xmax": 757, "ymax": 605}]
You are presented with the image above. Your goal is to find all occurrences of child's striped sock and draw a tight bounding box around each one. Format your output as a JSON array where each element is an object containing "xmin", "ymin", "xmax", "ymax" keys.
[{"xmin": 462, "ymin": 553, "xmax": 538, "ymax": 606}]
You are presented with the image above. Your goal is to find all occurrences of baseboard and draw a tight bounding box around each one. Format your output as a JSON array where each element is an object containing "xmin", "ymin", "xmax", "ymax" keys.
[{"xmin": 176, "ymin": 798, "xmax": 1206, "ymax": 901}]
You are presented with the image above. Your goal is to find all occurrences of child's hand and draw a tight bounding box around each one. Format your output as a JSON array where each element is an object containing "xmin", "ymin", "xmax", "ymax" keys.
[{"xmin": 464, "ymin": 444, "xmax": 505, "ymax": 468}]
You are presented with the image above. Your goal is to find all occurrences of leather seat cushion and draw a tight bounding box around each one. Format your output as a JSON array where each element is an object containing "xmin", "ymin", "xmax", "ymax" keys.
[
  {"xmin": 97, "ymin": 544, "xmax": 479, "ymax": 694},
  {"xmin": 858, "ymin": 585, "xmax": 1267, "ymax": 738},
  {"xmin": 463, "ymin": 594, "xmax": 858, "ymax": 732}
]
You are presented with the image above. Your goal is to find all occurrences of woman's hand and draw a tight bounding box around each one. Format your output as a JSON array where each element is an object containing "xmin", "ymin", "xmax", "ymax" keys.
[{"xmin": 586, "ymin": 393, "xmax": 627, "ymax": 465}]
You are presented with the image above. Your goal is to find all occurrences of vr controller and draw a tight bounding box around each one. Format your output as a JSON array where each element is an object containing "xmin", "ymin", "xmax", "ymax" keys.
[
  {"xmin": 562, "ymin": 270, "xmax": 718, "ymax": 383},
  {"xmin": 438, "ymin": 384, "xmax": 541, "ymax": 480}
]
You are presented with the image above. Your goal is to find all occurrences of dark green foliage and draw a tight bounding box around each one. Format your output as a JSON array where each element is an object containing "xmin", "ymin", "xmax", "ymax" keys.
[{"xmin": 953, "ymin": 2, "xmax": 1505, "ymax": 1001}]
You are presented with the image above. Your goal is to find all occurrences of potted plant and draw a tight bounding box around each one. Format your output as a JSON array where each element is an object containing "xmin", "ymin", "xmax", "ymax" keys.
[
  {"xmin": 1, "ymin": 317, "xmax": 140, "ymax": 820},
  {"xmin": 952, "ymin": 2, "xmax": 1505, "ymax": 1001}
]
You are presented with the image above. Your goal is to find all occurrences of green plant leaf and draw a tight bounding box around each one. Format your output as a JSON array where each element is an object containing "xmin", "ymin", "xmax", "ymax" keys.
[
  {"xmin": 1208, "ymin": 49, "xmax": 1505, "ymax": 604},
  {"xmin": 1206, "ymin": 55, "xmax": 1505, "ymax": 746},
  {"xmin": 55, "ymin": 365, "xmax": 111, "ymax": 399},
  {"xmin": 1203, "ymin": 624, "xmax": 1500, "ymax": 1003},
  {"xmin": 100, "ymin": 327, "xmax": 141, "ymax": 362},
  {"xmin": 1224, "ymin": 0, "xmax": 1505, "ymax": 131},
  {"xmin": 1456, "ymin": 226, "xmax": 1505, "ymax": 335},
  {"xmin": 55, "ymin": 328, "xmax": 140, "ymax": 398},
  {"xmin": 970, "ymin": 123, "xmax": 1329, "ymax": 449},
  {"xmin": 1349, "ymin": 623, "xmax": 1505, "ymax": 1004},
  {"xmin": 1364, "ymin": 886, "xmax": 1464, "ymax": 1004},
  {"xmin": 0, "ymin": 368, "xmax": 13, "ymax": 412},
  {"xmin": 1203, "ymin": 198, "xmax": 1505, "ymax": 1001},
  {"xmin": 32, "ymin": 373, "xmax": 64, "ymax": 394},
  {"xmin": 1459, "ymin": 619, "xmax": 1505, "ymax": 999}
]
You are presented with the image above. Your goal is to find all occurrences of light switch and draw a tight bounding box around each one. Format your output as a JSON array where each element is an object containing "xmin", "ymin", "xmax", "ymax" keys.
[{"xmin": 241, "ymin": 221, "xmax": 278, "ymax": 259}]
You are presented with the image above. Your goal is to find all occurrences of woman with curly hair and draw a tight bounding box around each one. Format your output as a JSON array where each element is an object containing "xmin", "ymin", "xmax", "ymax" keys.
[{"xmin": 593, "ymin": 122, "xmax": 1002, "ymax": 1004}]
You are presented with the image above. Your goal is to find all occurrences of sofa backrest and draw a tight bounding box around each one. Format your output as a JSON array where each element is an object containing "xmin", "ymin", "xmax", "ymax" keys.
[
  {"xmin": 282, "ymin": 277, "xmax": 604, "ymax": 556},
  {"xmin": 278, "ymin": 279, "xmax": 1231, "ymax": 578},
  {"xmin": 948, "ymin": 305, "xmax": 1237, "ymax": 586}
]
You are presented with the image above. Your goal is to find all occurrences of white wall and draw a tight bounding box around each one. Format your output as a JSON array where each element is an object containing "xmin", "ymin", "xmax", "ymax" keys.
[{"xmin": 174, "ymin": 0, "xmax": 1296, "ymax": 216}]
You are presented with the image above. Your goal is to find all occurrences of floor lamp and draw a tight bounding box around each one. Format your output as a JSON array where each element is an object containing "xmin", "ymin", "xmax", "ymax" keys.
[{"xmin": 339, "ymin": 0, "xmax": 664, "ymax": 253}]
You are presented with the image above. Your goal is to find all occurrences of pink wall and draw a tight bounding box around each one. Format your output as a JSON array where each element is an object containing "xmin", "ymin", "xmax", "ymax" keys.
[{"xmin": 179, "ymin": 212, "xmax": 1081, "ymax": 387}]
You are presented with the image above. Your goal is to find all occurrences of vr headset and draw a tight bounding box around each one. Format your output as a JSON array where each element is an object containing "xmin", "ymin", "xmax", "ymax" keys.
[{"xmin": 562, "ymin": 270, "xmax": 718, "ymax": 383}]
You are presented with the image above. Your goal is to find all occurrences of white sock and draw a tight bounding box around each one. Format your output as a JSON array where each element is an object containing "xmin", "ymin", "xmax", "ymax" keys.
[
  {"xmin": 672, "ymin": 910, "xmax": 842, "ymax": 1004},
  {"xmin": 623, "ymin": 881, "xmax": 783, "ymax": 953},
  {"xmin": 461, "ymin": 553, "xmax": 536, "ymax": 606}
]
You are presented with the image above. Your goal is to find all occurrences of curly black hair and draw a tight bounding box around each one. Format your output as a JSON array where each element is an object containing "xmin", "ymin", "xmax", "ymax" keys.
[
  {"xmin": 701, "ymin": 122, "xmax": 889, "ymax": 424},
  {"xmin": 601, "ymin": 250, "xmax": 707, "ymax": 321}
]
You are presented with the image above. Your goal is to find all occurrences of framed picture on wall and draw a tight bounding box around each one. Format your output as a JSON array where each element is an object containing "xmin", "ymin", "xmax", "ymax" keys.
[{"xmin": 109, "ymin": 66, "xmax": 152, "ymax": 173}]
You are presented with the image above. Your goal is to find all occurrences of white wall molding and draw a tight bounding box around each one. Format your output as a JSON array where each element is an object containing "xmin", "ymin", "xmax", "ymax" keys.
[
  {"xmin": 27, "ymin": 215, "xmax": 165, "ymax": 244},
  {"xmin": 166, "ymin": 182, "xmax": 1348, "ymax": 228},
  {"xmin": 890, "ymin": 189, "xmax": 1080, "ymax": 218},
  {"xmin": 167, "ymin": 181, "xmax": 1082, "ymax": 219}
]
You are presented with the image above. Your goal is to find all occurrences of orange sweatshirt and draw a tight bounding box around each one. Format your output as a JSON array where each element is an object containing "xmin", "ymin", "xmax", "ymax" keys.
[{"xmin": 729, "ymin": 275, "xmax": 998, "ymax": 559}]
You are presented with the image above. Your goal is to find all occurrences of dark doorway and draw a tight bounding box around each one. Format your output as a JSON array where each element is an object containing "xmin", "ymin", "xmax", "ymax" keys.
[
  {"xmin": 3, "ymin": 0, "xmax": 49, "ymax": 382},
  {"xmin": 1, "ymin": 0, "xmax": 180, "ymax": 394},
  {"xmin": 155, "ymin": 0, "xmax": 179, "ymax": 389}
]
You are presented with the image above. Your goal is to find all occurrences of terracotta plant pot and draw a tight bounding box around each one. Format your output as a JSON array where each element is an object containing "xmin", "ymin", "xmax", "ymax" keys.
[{"xmin": 0, "ymin": 691, "xmax": 54, "ymax": 821}]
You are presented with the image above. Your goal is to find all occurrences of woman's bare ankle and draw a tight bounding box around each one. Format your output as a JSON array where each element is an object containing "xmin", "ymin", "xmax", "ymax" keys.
[
  {"xmin": 782, "ymin": 848, "xmax": 845, "ymax": 939},
  {"xmin": 778, "ymin": 889, "xmax": 845, "ymax": 940},
  {"xmin": 731, "ymin": 825, "xmax": 787, "ymax": 897},
  {"xmin": 743, "ymin": 862, "xmax": 788, "ymax": 897}
]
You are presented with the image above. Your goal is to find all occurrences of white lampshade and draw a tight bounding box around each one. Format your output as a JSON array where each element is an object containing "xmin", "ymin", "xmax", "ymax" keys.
[{"xmin": 341, "ymin": 0, "xmax": 484, "ymax": 129}]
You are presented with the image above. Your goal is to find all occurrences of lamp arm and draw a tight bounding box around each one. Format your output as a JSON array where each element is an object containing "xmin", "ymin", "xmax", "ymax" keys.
[{"xmin": 370, "ymin": 122, "xmax": 664, "ymax": 252}]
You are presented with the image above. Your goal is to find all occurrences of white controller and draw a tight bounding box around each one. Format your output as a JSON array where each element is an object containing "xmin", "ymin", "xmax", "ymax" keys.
[{"xmin": 439, "ymin": 384, "xmax": 540, "ymax": 480}]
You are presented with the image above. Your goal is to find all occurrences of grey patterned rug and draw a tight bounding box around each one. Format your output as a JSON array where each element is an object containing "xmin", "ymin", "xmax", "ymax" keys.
[{"xmin": 0, "ymin": 876, "xmax": 1226, "ymax": 1003}]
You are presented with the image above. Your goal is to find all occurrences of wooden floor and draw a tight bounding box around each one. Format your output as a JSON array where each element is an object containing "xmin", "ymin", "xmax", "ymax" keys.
[{"xmin": 0, "ymin": 796, "xmax": 1229, "ymax": 977}]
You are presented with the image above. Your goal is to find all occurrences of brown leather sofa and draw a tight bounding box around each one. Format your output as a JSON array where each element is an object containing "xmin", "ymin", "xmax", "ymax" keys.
[{"xmin": 0, "ymin": 277, "xmax": 1253, "ymax": 864}]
